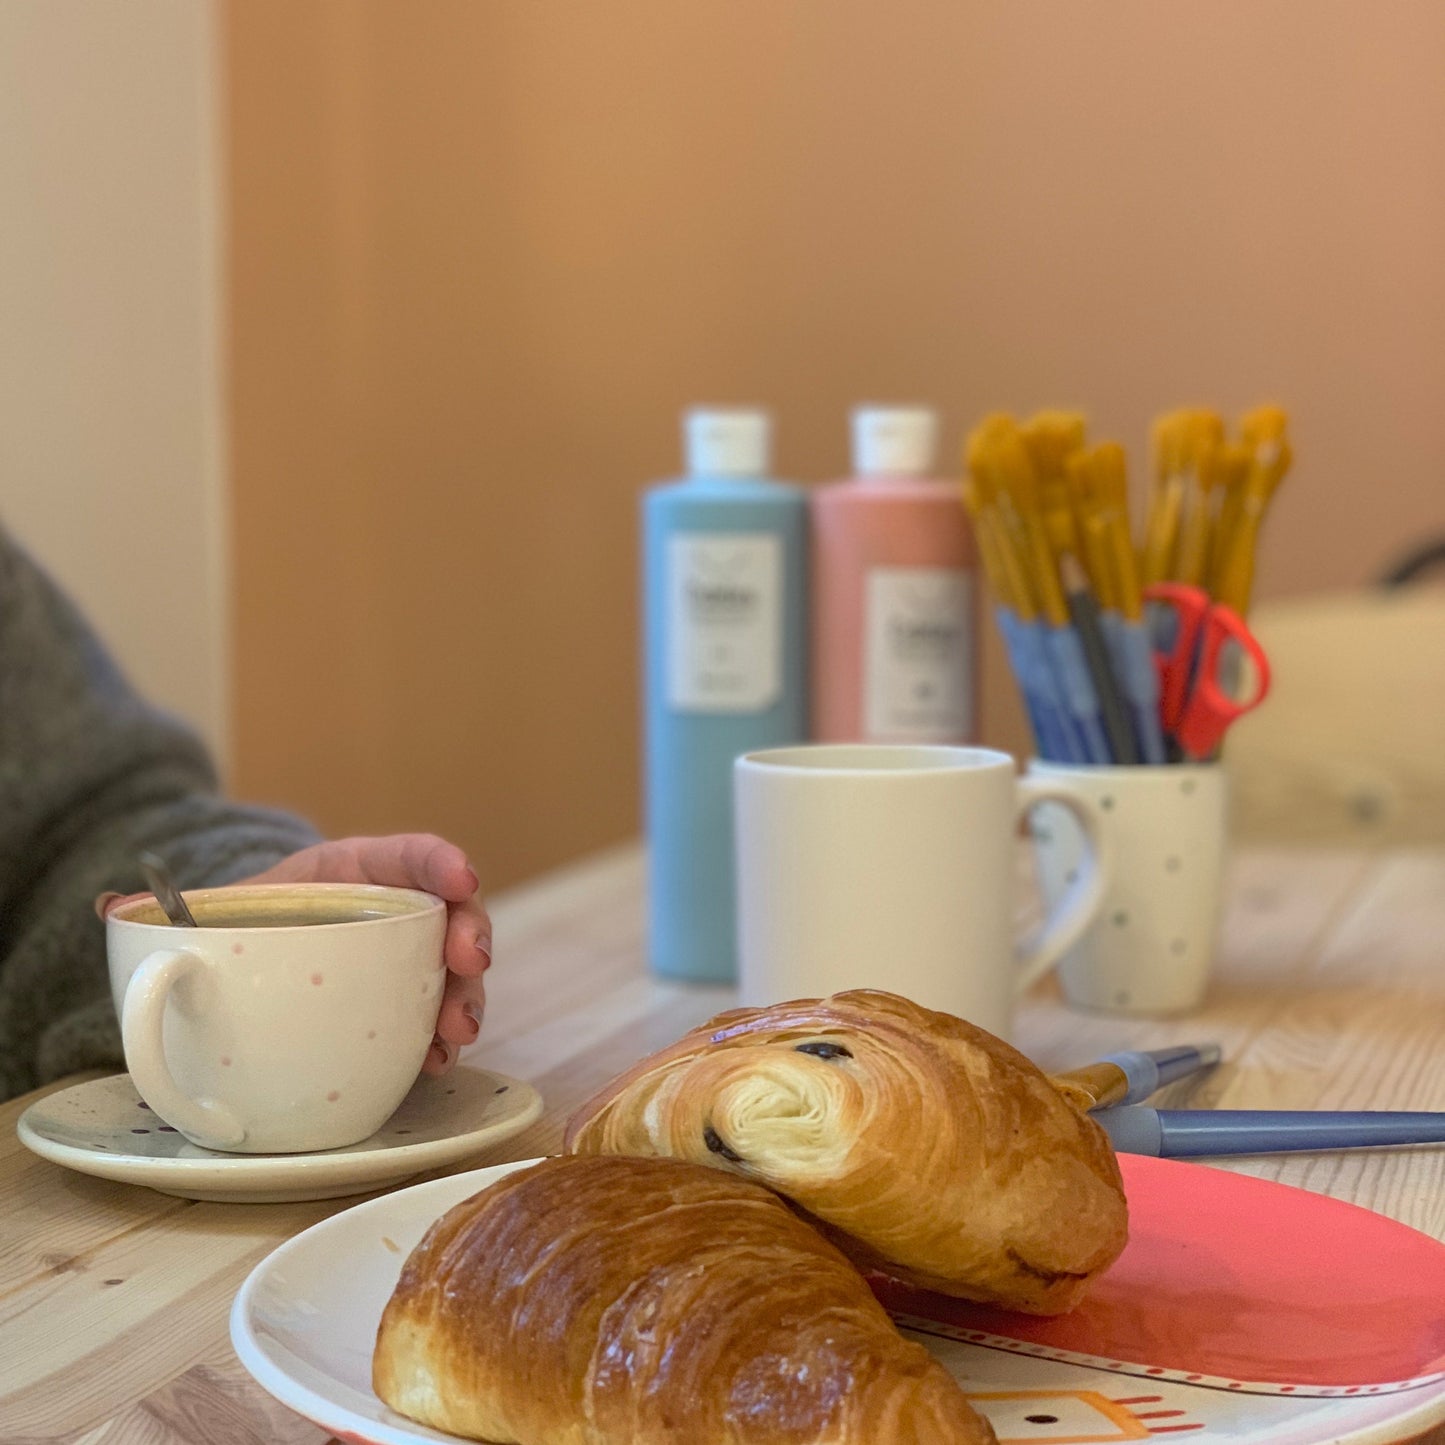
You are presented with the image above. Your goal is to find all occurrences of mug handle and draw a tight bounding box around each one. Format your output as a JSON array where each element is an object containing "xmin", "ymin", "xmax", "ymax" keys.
[
  {"xmin": 120, "ymin": 948, "xmax": 247, "ymax": 1150},
  {"xmin": 1013, "ymin": 779, "xmax": 1113, "ymax": 993}
]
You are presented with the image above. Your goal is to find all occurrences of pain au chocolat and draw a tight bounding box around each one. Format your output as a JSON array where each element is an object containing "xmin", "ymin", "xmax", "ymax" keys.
[
  {"xmin": 564, "ymin": 989, "xmax": 1127, "ymax": 1314},
  {"xmin": 374, "ymin": 1153, "xmax": 994, "ymax": 1445}
]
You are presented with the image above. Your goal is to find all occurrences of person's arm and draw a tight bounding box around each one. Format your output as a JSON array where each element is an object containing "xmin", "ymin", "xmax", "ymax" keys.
[{"xmin": 0, "ymin": 526, "xmax": 318, "ymax": 1098}]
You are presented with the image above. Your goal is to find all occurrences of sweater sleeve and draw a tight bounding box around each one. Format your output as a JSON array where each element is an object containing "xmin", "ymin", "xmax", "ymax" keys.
[{"xmin": 0, "ymin": 526, "xmax": 321, "ymax": 1100}]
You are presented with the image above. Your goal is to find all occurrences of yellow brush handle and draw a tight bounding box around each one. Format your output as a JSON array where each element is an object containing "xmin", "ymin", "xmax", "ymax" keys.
[
  {"xmin": 1140, "ymin": 475, "xmax": 1184, "ymax": 585},
  {"xmin": 1020, "ymin": 509, "xmax": 1069, "ymax": 626},
  {"xmin": 970, "ymin": 503, "xmax": 1017, "ymax": 614},
  {"xmin": 1143, "ymin": 413, "xmax": 1182, "ymax": 586},
  {"xmin": 1076, "ymin": 441, "xmax": 1141, "ymax": 621},
  {"xmin": 1214, "ymin": 424, "xmax": 1292, "ymax": 612},
  {"xmin": 1022, "ymin": 411, "xmax": 1088, "ymax": 485},
  {"xmin": 1107, "ymin": 513, "xmax": 1144, "ymax": 621},
  {"xmin": 1210, "ymin": 484, "xmax": 1245, "ymax": 595},
  {"xmin": 1145, "ymin": 409, "xmax": 1224, "ymax": 587},
  {"xmin": 1077, "ymin": 506, "xmax": 1118, "ymax": 611},
  {"xmin": 1041, "ymin": 487, "xmax": 1082, "ymax": 564},
  {"xmin": 1213, "ymin": 504, "xmax": 1263, "ymax": 614},
  {"xmin": 970, "ymin": 413, "xmax": 1071, "ymax": 626},
  {"xmin": 1204, "ymin": 444, "xmax": 1251, "ymax": 595},
  {"xmin": 965, "ymin": 473, "xmax": 1038, "ymax": 620},
  {"xmin": 987, "ymin": 510, "xmax": 1038, "ymax": 621},
  {"xmin": 1174, "ymin": 485, "xmax": 1212, "ymax": 587}
]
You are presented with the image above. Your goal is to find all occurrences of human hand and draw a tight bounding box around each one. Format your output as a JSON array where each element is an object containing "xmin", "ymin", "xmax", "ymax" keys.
[
  {"xmin": 101, "ymin": 833, "xmax": 490, "ymax": 1075},
  {"xmin": 240, "ymin": 835, "xmax": 490, "ymax": 1075}
]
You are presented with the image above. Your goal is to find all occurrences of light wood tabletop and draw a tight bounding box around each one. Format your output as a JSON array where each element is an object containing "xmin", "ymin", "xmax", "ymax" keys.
[{"xmin": 4, "ymin": 840, "xmax": 1444, "ymax": 1445}]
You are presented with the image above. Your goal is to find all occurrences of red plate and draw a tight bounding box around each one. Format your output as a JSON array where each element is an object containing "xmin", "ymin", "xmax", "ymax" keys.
[{"xmin": 874, "ymin": 1154, "xmax": 1445, "ymax": 1394}]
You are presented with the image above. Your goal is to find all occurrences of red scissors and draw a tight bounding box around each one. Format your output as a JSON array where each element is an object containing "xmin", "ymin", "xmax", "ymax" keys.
[{"xmin": 1144, "ymin": 582, "xmax": 1271, "ymax": 760}]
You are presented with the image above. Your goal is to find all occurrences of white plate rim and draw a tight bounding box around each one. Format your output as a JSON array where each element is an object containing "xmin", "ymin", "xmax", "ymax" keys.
[
  {"xmin": 16, "ymin": 1069, "xmax": 542, "ymax": 1191},
  {"xmin": 228, "ymin": 1159, "xmax": 1445, "ymax": 1445},
  {"xmin": 231, "ymin": 1159, "xmax": 536, "ymax": 1444}
]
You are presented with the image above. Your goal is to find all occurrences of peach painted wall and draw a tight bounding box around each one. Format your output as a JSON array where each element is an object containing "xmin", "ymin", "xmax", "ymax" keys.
[{"xmin": 227, "ymin": 1, "xmax": 1445, "ymax": 889}]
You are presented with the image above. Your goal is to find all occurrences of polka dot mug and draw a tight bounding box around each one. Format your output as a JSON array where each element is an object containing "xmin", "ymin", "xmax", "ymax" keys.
[
  {"xmin": 1027, "ymin": 762, "xmax": 1226, "ymax": 1015},
  {"xmin": 107, "ymin": 884, "xmax": 445, "ymax": 1152}
]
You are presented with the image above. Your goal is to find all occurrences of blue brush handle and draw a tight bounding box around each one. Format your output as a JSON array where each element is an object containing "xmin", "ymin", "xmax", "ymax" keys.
[
  {"xmin": 1043, "ymin": 623, "xmax": 1113, "ymax": 763},
  {"xmin": 1023, "ymin": 615, "xmax": 1080, "ymax": 762},
  {"xmin": 1024, "ymin": 621, "xmax": 1087, "ymax": 763},
  {"xmin": 1098, "ymin": 1044, "xmax": 1222, "ymax": 1106},
  {"xmin": 1068, "ymin": 585, "xmax": 1137, "ymax": 764},
  {"xmin": 1111, "ymin": 617, "xmax": 1169, "ymax": 766},
  {"xmin": 1097, "ymin": 1107, "xmax": 1445, "ymax": 1158},
  {"xmin": 995, "ymin": 607, "xmax": 1057, "ymax": 759},
  {"xmin": 996, "ymin": 607, "xmax": 1087, "ymax": 763}
]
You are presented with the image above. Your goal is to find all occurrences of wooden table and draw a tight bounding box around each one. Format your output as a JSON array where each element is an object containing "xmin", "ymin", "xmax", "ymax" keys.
[{"xmin": 4, "ymin": 841, "xmax": 1444, "ymax": 1444}]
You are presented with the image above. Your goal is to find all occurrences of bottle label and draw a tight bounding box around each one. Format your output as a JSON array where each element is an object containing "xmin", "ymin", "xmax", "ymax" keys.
[
  {"xmin": 864, "ymin": 566, "xmax": 973, "ymax": 740},
  {"xmin": 666, "ymin": 533, "xmax": 783, "ymax": 712}
]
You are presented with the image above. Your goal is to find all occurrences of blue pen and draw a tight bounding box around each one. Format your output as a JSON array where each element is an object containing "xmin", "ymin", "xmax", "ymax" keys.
[
  {"xmin": 1096, "ymin": 1108, "xmax": 1445, "ymax": 1158},
  {"xmin": 1055, "ymin": 1043, "xmax": 1222, "ymax": 1109}
]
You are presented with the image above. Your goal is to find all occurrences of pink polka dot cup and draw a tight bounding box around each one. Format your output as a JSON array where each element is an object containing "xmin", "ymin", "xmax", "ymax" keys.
[{"xmin": 106, "ymin": 883, "xmax": 446, "ymax": 1153}]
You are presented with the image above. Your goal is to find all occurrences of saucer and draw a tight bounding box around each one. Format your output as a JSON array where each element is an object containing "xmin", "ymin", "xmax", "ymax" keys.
[{"xmin": 16, "ymin": 1066, "xmax": 542, "ymax": 1203}]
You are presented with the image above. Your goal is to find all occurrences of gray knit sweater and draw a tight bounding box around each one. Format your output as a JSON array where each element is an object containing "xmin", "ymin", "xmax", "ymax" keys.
[{"xmin": 0, "ymin": 526, "xmax": 320, "ymax": 1101}]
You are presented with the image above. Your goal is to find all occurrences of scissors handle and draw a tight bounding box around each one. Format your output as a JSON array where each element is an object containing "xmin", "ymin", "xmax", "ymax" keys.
[
  {"xmin": 1175, "ymin": 603, "xmax": 1271, "ymax": 758},
  {"xmin": 1144, "ymin": 582, "xmax": 1209, "ymax": 732}
]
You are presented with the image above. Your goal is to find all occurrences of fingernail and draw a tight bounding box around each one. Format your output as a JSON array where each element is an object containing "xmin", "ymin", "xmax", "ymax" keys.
[
  {"xmin": 476, "ymin": 939, "xmax": 492, "ymax": 969},
  {"xmin": 463, "ymin": 1001, "xmax": 483, "ymax": 1037},
  {"xmin": 94, "ymin": 891, "xmax": 123, "ymax": 919}
]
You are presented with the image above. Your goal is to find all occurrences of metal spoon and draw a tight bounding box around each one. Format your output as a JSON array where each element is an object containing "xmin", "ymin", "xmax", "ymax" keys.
[{"xmin": 138, "ymin": 852, "xmax": 197, "ymax": 927}]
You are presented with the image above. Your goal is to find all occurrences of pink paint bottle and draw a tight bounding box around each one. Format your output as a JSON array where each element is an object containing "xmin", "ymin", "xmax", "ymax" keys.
[{"xmin": 810, "ymin": 406, "xmax": 980, "ymax": 743}]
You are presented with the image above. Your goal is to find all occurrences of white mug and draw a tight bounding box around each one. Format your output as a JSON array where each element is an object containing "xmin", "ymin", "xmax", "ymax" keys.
[
  {"xmin": 733, "ymin": 745, "xmax": 1112, "ymax": 1040},
  {"xmin": 107, "ymin": 883, "xmax": 447, "ymax": 1153},
  {"xmin": 1027, "ymin": 761, "xmax": 1226, "ymax": 1015}
]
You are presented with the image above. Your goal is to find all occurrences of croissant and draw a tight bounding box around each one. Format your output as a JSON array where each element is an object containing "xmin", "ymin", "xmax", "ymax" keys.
[
  {"xmin": 564, "ymin": 989, "xmax": 1127, "ymax": 1314},
  {"xmin": 374, "ymin": 1153, "xmax": 992, "ymax": 1445}
]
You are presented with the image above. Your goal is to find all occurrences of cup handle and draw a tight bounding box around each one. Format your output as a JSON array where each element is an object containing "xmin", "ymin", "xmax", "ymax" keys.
[
  {"xmin": 120, "ymin": 948, "xmax": 247, "ymax": 1149},
  {"xmin": 1013, "ymin": 779, "xmax": 1113, "ymax": 993}
]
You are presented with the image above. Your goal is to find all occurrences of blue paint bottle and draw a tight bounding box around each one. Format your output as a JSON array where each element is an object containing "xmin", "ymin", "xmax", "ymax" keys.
[{"xmin": 642, "ymin": 408, "xmax": 808, "ymax": 981}]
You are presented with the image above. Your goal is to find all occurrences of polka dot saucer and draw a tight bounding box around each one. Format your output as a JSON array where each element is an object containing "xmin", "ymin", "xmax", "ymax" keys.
[{"xmin": 16, "ymin": 1065, "xmax": 542, "ymax": 1203}]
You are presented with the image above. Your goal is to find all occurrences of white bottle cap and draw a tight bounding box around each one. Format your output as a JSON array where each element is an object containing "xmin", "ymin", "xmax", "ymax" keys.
[
  {"xmin": 683, "ymin": 408, "xmax": 771, "ymax": 478},
  {"xmin": 851, "ymin": 406, "xmax": 938, "ymax": 476}
]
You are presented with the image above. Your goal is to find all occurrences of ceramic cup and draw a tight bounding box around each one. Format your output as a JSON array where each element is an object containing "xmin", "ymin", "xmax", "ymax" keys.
[
  {"xmin": 107, "ymin": 883, "xmax": 447, "ymax": 1153},
  {"xmin": 733, "ymin": 744, "xmax": 1112, "ymax": 1040},
  {"xmin": 1027, "ymin": 761, "xmax": 1227, "ymax": 1016}
]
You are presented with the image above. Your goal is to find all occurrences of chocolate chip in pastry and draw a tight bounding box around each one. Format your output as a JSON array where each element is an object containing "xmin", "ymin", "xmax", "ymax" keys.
[
  {"xmin": 374, "ymin": 1153, "xmax": 994, "ymax": 1445},
  {"xmin": 564, "ymin": 989, "xmax": 1127, "ymax": 1314}
]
